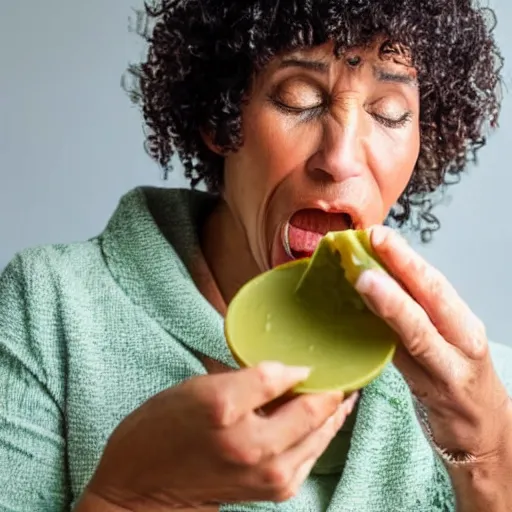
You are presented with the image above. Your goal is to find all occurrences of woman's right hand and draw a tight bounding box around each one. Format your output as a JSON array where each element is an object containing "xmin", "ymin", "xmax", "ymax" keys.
[{"xmin": 79, "ymin": 362, "xmax": 358, "ymax": 511}]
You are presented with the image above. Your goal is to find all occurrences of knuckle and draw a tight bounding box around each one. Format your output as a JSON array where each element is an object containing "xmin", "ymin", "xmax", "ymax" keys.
[
  {"xmin": 255, "ymin": 364, "xmax": 280, "ymax": 402},
  {"xmin": 469, "ymin": 319, "xmax": 488, "ymax": 359},
  {"xmin": 217, "ymin": 432, "xmax": 263, "ymax": 467},
  {"xmin": 206, "ymin": 392, "xmax": 235, "ymax": 428},
  {"xmin": 301, "ymin": 395, "xmax": 337, "ymax": 425},
  {"xmin": 403, "ymin": 253, "xmax": 445, "ymax": 300},
  {"xmin": 231, "ymin": 445, "xmax": 264, "ymax": 467},
  {"xmin": 426, "ymin": 269, "xmax": 447, "ymax": 302},
  {"xmin": 399, "ymin": 249, "xmax": 420, "ymax": 276},
  {"xmin": 261, "ymin": 442, "xmax": 280, "ymax": 460},
  {"xmin": 261, "ymin": 462, "xmax": 294, "ymax": 499},
  {"xmin": 273, "ymin": 483, "xmax": 299, "ymax": 503},
  {"xmin": 435, "ymin": 362, "xmax": 469, "ymax": 403},
  {"xmin": 407, "ymin": 316, "xmax": 431, "ymax": 359},
  {"xmin": 379, "ymin": 293, "xmax": 406, "ymax": 323},
  {"xmin": 301, "ymin": 396, "xmax": 321, "ymax": 418}
]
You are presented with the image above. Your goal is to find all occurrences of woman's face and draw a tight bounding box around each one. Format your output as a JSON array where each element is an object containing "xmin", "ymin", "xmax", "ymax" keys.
[{"xmin": 220, "ymin": 40, "xmax": 420, "ymax": 272}]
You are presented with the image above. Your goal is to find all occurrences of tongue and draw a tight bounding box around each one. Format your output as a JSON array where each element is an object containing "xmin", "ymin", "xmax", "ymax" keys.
[
  {"xmin": 288, "ymin": 209, "xmax": 351, "ymax": 257},
  {"xmin": 288, "ymin": 226, "xmax": 323, "ymax": 256}
]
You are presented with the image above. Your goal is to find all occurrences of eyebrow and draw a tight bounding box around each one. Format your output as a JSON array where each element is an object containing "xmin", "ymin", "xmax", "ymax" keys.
[
  {"xmin": 278, "ymin": 58, "xmax": 417, "ymax": 87},
  {"xmin": 278, "ymin": 58, "xmax": 329, "ymax": 73},
  {"xmin": 373, "ymin": 66, "xmax": 418, "ymax": 86}
]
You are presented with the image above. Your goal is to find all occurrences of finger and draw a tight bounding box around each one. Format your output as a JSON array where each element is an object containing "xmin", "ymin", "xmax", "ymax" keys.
[
  {"xmin": 254, "ymin": 391, "xmax": 357, "ymax": 457},
  {"xmin": 368, "ymin": 225, "xmax": 486, "ymax": 358},
  {"xmin": 279, "ymin": 393, "xmax": 357, "ymax": 469},
  {"xmin": 356, "ymin": 268, "xmax": 453, "ymax": 377},
  {"xmin": 256, "ymin": 397, "xmax": 356, "ymax": 501},
  {"xmin": 199, "ymin": 362, "xmax": 311, "ymax": 427}
]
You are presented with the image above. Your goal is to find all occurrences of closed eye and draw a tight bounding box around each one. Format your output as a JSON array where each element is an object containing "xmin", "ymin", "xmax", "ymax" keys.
[
  {"xmin": 268, "ymin": 79, "xmax": 327, "ymax": 121},
  {"xmin": 270, "ymin": 97, "xmax": 326, "ymax": 121},
  {"xmin": 371, "ymin": 111, "xmax": 412, "ymax": 129},
  {"xmin": 272, "ymin": 98, "xmax": 324, "ymax": 112}
]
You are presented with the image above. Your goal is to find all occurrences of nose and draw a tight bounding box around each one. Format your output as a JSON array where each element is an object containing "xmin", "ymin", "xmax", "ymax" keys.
[{"xmin": 305, "ymin": 103, "xmax": 367, "ymax": 184}]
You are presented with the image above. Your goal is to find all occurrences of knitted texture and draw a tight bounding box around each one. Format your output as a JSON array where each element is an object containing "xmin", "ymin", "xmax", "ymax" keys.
[{"xmin": 1, "ymin": 187, "xmax": 511, "ymax": 512}]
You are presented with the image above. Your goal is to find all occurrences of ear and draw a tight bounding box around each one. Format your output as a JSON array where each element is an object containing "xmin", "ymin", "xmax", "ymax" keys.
[{"xmin": 200, "ymin": 127, "xmax": 225, "ymax": 156}]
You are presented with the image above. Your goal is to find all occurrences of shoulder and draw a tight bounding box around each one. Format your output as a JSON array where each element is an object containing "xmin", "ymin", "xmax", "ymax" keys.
[
  {"xmin": 0, "ymin": 240, "xmax": 105, "ymax": 365},
  {"xmin": 2, "ymin": 238, "xmax": 105, "ymax": 295},
  {"xmin": 0, "ymin": 239, "xmax": 110, "ymax": 357}
]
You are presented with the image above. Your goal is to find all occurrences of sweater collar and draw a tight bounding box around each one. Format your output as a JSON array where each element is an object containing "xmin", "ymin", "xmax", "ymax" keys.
[{"xmin": 99, "ymin": 186, "xmax": 237, "ymax": 367}]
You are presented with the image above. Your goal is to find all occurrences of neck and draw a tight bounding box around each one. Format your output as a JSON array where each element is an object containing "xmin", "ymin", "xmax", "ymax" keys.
[{"xmin": 200, "ymin": 199, "xmax": 260, "ymax": 307}]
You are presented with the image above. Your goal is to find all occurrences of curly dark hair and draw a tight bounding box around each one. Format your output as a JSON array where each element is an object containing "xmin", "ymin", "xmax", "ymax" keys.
[{"xmin": 126, "ymin": 0, "xmax": 503, "ymax": 241}]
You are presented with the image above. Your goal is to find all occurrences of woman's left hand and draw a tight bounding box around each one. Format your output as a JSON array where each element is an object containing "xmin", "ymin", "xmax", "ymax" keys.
[{"xmin": 355, "ymin": 225, "xmax": 511, "ymax": 466}]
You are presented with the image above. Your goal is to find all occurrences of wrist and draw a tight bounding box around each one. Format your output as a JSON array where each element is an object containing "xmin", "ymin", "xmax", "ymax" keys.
[
  {"xmin": 447, "ymin": 454, "xmax": 509, "ymax": 512},
  {"xmin": 413, "ymin": 381, "xmax": 511, "ymax": 463},
  {"xmin": 75, "ymin": 490, "xmax": 133, "ymax": 512},
  {"xmin": 84, "ymin": 466, "xmax": 148, "ymax": 512},
  {"xmin": 76, "ymin": 490, "xmax": 220, "ymax": 512},
  {"xmin": 446, "ymin": 398, "xmax": 512, "ymax": 512}
]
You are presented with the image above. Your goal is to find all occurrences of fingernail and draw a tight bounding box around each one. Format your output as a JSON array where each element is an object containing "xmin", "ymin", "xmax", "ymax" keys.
[
  {"xmin": 259, "ymin": 362, "xmax": 311, "ymax": 381},
  {"xmin": 345, "ymin": 391, "xmax": 360, "ymax": 414},
  {"xmin": 336, "ymin": 393, "xmax": 358, "ymax": 416},
  {"xmin": 369, "ymin": 225, "xmax": 387, "ymax": 247},
  {"xmin": 286, "ymin": 365, "xmax": 312, "ymax": 381},
  {"xmin": 354, "ymin": 270, "xmax": 376, "ymax": 295},
  {"xmin": 355, "ymin": 269, "xmax": 391, "ymax": 297}
]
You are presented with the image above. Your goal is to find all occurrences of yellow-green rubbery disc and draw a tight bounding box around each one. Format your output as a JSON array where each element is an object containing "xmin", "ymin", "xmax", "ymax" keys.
[{"xmin": 224, "ymin": 230, "xmax": 397, "ymax": 393}]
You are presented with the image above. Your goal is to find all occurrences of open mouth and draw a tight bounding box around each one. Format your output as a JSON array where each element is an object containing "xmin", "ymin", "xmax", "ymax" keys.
[{"xmin": 283, "ymin": 209, "xmax": 354, "ymax": 260}]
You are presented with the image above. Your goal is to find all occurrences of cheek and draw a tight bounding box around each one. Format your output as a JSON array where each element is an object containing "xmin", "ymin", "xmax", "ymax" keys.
[
  {"xmin": 224, "ymin": 107, "xmax": 321, "ymax": 222},
  {"xmin": 239, "ymin": 111, "xmax": 316, "ymax": 188},
  {"xmin": 368, "ymin": 126, "xmax": 420, "ymax": 210}
]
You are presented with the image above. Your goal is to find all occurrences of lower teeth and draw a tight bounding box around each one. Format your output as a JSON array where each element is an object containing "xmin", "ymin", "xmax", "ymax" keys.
[{"xmin": 283, "ymin": 222, "xmax": 294, "ymax": 259}]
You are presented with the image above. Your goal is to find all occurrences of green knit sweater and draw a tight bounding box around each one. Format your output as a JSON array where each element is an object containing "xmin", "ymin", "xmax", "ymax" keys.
[{"xmin": 1, "ymin": 187, "xmax": 511, "ymax": 512}]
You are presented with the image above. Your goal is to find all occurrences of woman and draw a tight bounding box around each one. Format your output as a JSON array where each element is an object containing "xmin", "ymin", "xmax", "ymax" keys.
[{"xmin": 1, "ymin": 0, "xmax": 511, "ymax": 511}]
